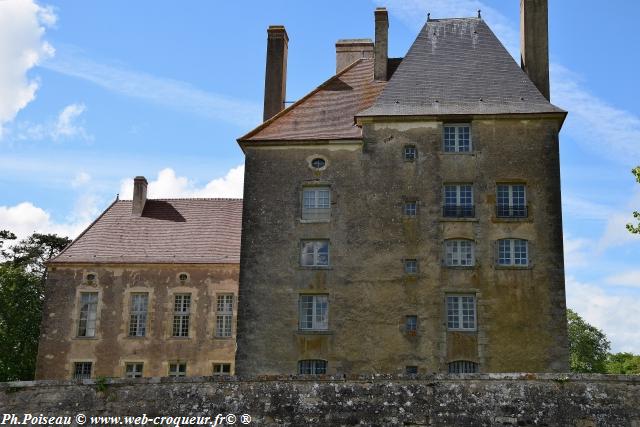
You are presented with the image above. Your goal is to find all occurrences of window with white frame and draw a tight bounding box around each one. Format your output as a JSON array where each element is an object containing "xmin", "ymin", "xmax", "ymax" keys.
[
  {"xmin": 172, "ymin": 294, "xmax": 191, "ymax": 337},
  {"xmin": 213, "ymin": 363, "xmax": 232, "ymax": 375},
  {"xmin": 125, "ymin": 362, "xmax": 143, "ymax": 378},
  {"xmin": 445, "ymin": 240, "xmax": 475, "ymax": 267},
  {"xmin": 215, "ymin": 294, "xmax": 233, "ymax": 338},
  {"xmin": 128, "ymin": 293, "xmax": 148, "ymax": 337},
  {"xmin": 404, "ymin": 259, "xmax": 418, "ymax": 274},
  {"xmin": 302, "ymin": 187, "xmax": 331, "ymax": 221},
  {"xmin": 497, "ymin": 184, "xmax": 527, "ymax": 218},
  {"xmin": 404, "ymin": 201, "xmax": 418, "ymax": 217},
  {"xmin": 298, "ymin": 359, "xmax": 327, "ymax": 375},
  {"xmin": 448, "ymin": 360, "xmax": 478, "ymax": 373},
  {"xmin": 443, "ymin": 124, "xmax": 471, "ymax": 152},
  {"xmin": 405, "ymin": 315, "xmax": 418, "ymax": 335},
  {"xmin": 446, "ymin": 295, "xmax": 476, "ymax": 331},
  {"xmin": 443, "ymin": 184, "xmax": 474, "ymax": 217},
  {"xmin": 300, "ymin": 240, "xmax": 329, "ymax": 267},
  {"xmin": 73, "ymin": 362, "xmax": 92, "ymax": 379},
  {"xmin": 77, "ymin": 292, "xmax": 98, "ymax": 337},
  {"xmin": 404, "ymin": 145, "xmax": 417, "ymax": 161},
  {"xmin": 498, "ymin": 239, "xmax": 529, "ymax": 266},
  {"xmin": 168, "ymin": 362, "xmax": 187, "ymax": 377},
  {"xmin": 299, "ymin": 295, "xmax": 328, "ymax": 331}
]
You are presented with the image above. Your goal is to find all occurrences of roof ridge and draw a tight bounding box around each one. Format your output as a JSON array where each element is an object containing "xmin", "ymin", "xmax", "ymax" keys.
[{"xmin": 116, "ymin": 198, "xmax": 243, "ymax": 202}]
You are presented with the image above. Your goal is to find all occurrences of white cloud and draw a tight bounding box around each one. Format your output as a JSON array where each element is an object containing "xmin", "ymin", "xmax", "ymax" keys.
[
  {"xmin": 119, "ymin": 165, "xmax": 244, "ymax": 200},
  {"xmin": 52, "ymin": 103, "xmax": 88, "ymax": 139},
  {"xmin": 563, "ymin": 235, "xmax": 591, "ymax": 270},
  {"xmin": 71, "ymin": 171, "xmax": 91, "ymax": 188},
  {"xmin": 0, "ymin": 201, "xmax": 92, "ymax": 241},
  {"xmin": 10, "ymin": 102, "xmax": 91, "ymax": 142},
  {"xmin": 605, "ymin": 271, "xmax": 640, "ymax": 289},
  {"xmin": 598, "ymin": 189, "xmax": 640, "ymax": 251},
  {"xmin": 0, "ymin": 0, "xmax": 56, "ymax": 137},
  {"xmin": 566, "ymin": 276, "xmax": 640, "ymax": 353},
  {"xmin": 43, "ymin": 48, "xmax": 261, "ymax": 128}
]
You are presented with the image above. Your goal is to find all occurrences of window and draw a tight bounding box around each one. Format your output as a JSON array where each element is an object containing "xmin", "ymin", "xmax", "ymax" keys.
[
  {"xmin": 405, "ymin": 366, "xmax": 418, "ymax": 375},
  {"xmin": 448, "ymin": 360, "xmax": 478, "ymax": 373},
  {"xmin": 446, "ymin": 295, "xmax": 476, "ymax": 331},
  {"xmin": 404, "ymin": 145, "xmax": 417, "ymax": 161},
  {"xmin": 498, "ymin": 239, "xmax": 529, "ymax": 266},
  {"xmin": 404, "ymin": 259, "xmax": 418, "ymax": 274},
  {"xmin": 300, "ymin": 240, "xmax": 329, "ymax": 267},
  {"xmin": 443, "ymin": 184, "xmax": 474, "ymax": 217},
  {"xmin": 445, "ymin": 240, "xmax": 475, "ymax": 267},
  {"xmin": 73, "ymin": 362, "xmax": 92, "ymax": 379},
  {"xmin": 298, "ymin": 360, "xmax": 327, "ymax": 375},
  {"xmin": 86, "ymin": 273, "xmax": 96, "ymax": 282},
  {"xmin": 403, "ymin": 201, "xmax": 417, "ymax": 217},
  {"xmin": 497, "ymin": 184, "xmax": 527, "ymax": 218},
  {"xmin": 311, "ymin": 158, "xmax": 326, "ymax": 169},
  {"xmin": 128, "ymin": 293, "xmax": 148, "ymax": 337},
  {"xmin": 178, "ymin": 273, "xmax": 189, "ymax": 282},
  {"xmin": 302, "ymin": 187, "xmax": 331, "ymax": 221},
  {"xmin": 125, "ymin": 363, "xmax": 143, "ymax": 378},
  {"xmin": 299, "ymin": 295, "xmax": 328, "ymax": 331},
  {"xmin": 443, "ymin": 124, "xmax": 471, "ymax": 152},
  {"xmin": 215, "ymin": 294, "xmax": 233, "ymax": 338},
  {"xmin": 172, "ymin": 294, "xmax": 191, "ymax": 337},
  {"xmin": 213, "ymin": 363, "xmax": 232, "ymax": 375},
  {"xmin": 168, "ymin": 362, "xmax": 187, "ymax": 377},
  {"xmin": 77, "ymin": 292, "xmax": 98, "ymax": 337},
  {"xmin": 405, "ymin": 315, "xmax": 418, "ymax": 335}
]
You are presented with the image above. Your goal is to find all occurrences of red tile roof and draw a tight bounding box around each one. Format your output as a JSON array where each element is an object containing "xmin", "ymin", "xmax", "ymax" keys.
[
  {"xmin": 239, "ymin": 59, "xmax": 386, "ymax": 143},
  {"xmin": 51, "ymin": 198, "xmax": 242, "ymax": 264}
]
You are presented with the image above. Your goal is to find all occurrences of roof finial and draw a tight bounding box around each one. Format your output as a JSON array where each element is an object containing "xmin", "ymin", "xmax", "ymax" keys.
[
  {"xmin": 478, "ymin": 9, "xmax": 482, "ymax": 19},
  {"xmin": 427, "ymin": 12, "xmax": 431, "ymax": 21}
]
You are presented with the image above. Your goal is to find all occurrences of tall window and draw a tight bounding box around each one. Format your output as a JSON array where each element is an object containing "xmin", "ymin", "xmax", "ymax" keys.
[
  {"xmin": 302, "ymin": 187, "xmax": 331, "ymax": 221},
  {"xmin": 448, "ymin": 360, "xmax": 478, "ymax": 373},
  {"xmin": 215, "ymin": 294, "xmax": 233, "ymax": 338},
  {"xmin": 77, "ymin": 292, "xmax": 98, "ymax": 337},
  {"xmin": 443, "ymin": 124, "xmax": 471, "ymax": 152},
  {"xmin": 403, "ymin": 201, "xmax": 418, "ymax": 217},
  {"xmin": 447, "ymin": 295, "xmax": 476, "ymax": 331},
  {"xmin": 299, "ymin": 295, "xmax": 328, "ymax": 331},
  {"xmin": 172, "ymin": 294, "xmax": 191, "ymax": 337},
  {"xmin": 405, "ymin": 315, "xmax": 418, "ymax": 335},
  {"xmin": 498, "ymin": 239, "xmax": 529, "ymax": 266},
  {"xmin": 445, "ymin": 240, "xmax": 475, "ymax": 267},
  {"xmin": 497, "ymin": 184, "xmax": 527, "ymax": 218},
  {"xmin": 300, "ymin": 240, "xmax": 329, "ymax": 267},
  {"xmin": 128, "ymin": 293, "xmax": 148, "ymax": 337},
  {"xmin": 168, "ymin": 362, "xmax": 187, "ymax": 377},
  {"xmin": 443, "ymin": 184, "xmax": 474, "ymax": 218},
  {"xmin": 73, "ymin": 362, "xmax": 92, "ymax": 379},
  {"xmin": 298, "ymin": 360, "xmax": 327, "ymax": 375},
  {"xmin": 125, "ymin": 363, "xmax": 143, "ymax": 378}
]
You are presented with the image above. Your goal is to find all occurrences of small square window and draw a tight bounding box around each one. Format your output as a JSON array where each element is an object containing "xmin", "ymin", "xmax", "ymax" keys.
[
  {"xmin": 405, "ymin": 366, "xmax": 418, "ymax": 375},
  {"xmin": 404, "ymin": 259, "xmax": 418, "ymax": 274},
  {"xmin": 213, "ymin": 363, "xmax": 232, "ymax": 375},
  {"xmin": 404, "ymin": 201, "xmax": 417, "ymax": 217},
  {"xmin": 168, "ymin": 362, "xmax": 187, "ymax": 377},
  {"xmin": 405, "ymin": 315, "xmax": 417, "ymax": 335},
  {"xmin": 300, "ymin": 240, "xmax": 330, "ymax": 267},
  {"xmin": 404, "ymin": 145, "xmax": 417, "ymax": 161}
]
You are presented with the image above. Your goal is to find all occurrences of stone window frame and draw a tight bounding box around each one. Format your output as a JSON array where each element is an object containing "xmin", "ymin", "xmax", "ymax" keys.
[
  {"xmin": 444, "ymin": 239, "xmax": 476, "ymax": 268},
  {"xmin": 403, "ymin": 144, "xmax": 417, "ymax": 161},
  {"xmin": 212, "ymin": 361, "xmax": 234, "ymax": 375},
  {"xmin": 496, "ymin": 183, "xmax": 528, "ymax": 218},
  {"xmin": 300, "ymin": 184, "xmax": 332, "ymax": 222},
  {"xmin": 128, "ymin": 292, "xmax": 149, "ymax": 337},
  {"xmin": 443, "ymin": 123, "xmax": 472, "ymax": 153},
  {"xmin": 298, "ymin": 294, "xmax": 329, "ymax": 331},
  {"xmin": 403, "ymin": 200, "xmax": 418, "ymax": 217},
  {"xmin": 168, "ymin": 361, "xmax": 187, "ymax": 377},
  {"xmin": 307, "ymin": 155, "xmax": 329, "ymax": 171},
  {"xmin": 71, "ymin": 360, "xmax": 93, "ymax": 380},
  {"xmin": 124, "ymin": 361, "xmax": 144, "ymax": 378},
  {"xmin": 215, "ymin": 293, "xmax": 234, "ymax": 338},
  {"xmin": 76, "ymin": 290, "xmax": 99, "ymax": 338},
  {"xmin": 442, "ymin": 183, "xmax": 475, "ymax": 218},
  {"xmin": 496, "ymin": 238, "xmax": 530, "ymax": 267},
  {"xmin": 171, "ymin": 293, "xmax": 192, "ymax": 338},
  {"xmin": 446, "ymin": 294, "xmax": 477, "ymax": 331},
  {"xmin": 298, "ymin": 359, "xmax": 327, "ymax": 375},
  {"xmin": 300, "ymin": 240, "xmax": 330, "ymax": 268},
  {"xmin": 404, "ymin": 258, "xmax": 418, "ymax": 275}
]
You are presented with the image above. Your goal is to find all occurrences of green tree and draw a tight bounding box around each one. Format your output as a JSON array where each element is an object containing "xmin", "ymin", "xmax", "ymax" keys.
[
  {"xmin": 628, "ymin": 166, "xmax": 640, "ymax": 234},
  {"xmin": 567, "ymin": 309, "xmax": 611, "ymax": 373},
  {"xmin": 606, "ymin": 352, "xmax": 640, "ymax": 374},
  {"xmin": 0, "ymin": 230, "xmax": 71, "ymax": 381}
]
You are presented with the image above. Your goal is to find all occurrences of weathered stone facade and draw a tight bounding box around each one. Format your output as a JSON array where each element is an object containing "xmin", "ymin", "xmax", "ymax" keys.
[
  {"xmin": 2, "ymin": 375, "xmax": 639, "ymax": 426},
  {"xmin": 36, "ymin": 264, "xmax": 238, "ymax": 380}
]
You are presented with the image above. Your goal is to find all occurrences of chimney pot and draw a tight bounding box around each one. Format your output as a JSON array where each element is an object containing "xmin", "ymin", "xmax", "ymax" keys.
[
  {"xmin": 335, "ymin": 39, "xmax": 374, "ymax": 74},
  {"xmin": 374, "ymin": 7, "xmax": 389, "ymax": 81},
  {"xmin": 520, "ymin": 0, "xmax": 550, "ymax": 100},
  {"xmin": 263, "ymin": 25, "xmax": 289, "ymax": 122},
  {"xmin": 132, "ymin": 176, "xmax": 147, "ymax": 216}
]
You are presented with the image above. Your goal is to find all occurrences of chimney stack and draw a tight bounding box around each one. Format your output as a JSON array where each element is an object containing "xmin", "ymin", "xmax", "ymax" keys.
[
  {"xmin": 263, "ymin": 25, "xmax": 288, "ymax": 122},
  {"xmin": 520, "ymin": 0, "xmax": 550, "ymax": 100},
  {"xmin": 374, "ymin": 7, "xmax": 389, "ymax": 81},
  {"xmin": 335, "ymin": 39, "xmax": 374, "ymax": 74},
  {"xmin": 132, "ymin": 176, "xmax": 147, "ymax": 216}
]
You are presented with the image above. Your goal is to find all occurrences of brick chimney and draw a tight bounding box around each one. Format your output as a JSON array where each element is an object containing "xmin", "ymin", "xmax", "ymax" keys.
[
  {"xmin": 132, "ymin": 176, "xmax": 147, "ymax": 216},
  {"xmin": 520, "ymin": 0, "xmax": 550, "ymax": 100},
  {"xmin": 374, "ymin": 7, "xmax": 389, "ymax": 81},
  {"xmin": 263, "ymin": 25, "xmax": 288, "ymax": 122},
  {"xmin": 335, "ymin": 39, "xmax": 374, "ymax": 74}
]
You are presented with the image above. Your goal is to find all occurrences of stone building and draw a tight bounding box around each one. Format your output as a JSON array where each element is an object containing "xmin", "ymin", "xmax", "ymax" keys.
[
  {"xmin": 236, "ymin": 1, "xmax": 569, "ymax": 375},
  {"xmin": 35, "ymin": 177, "xmax": 242, "ymax": 379}
]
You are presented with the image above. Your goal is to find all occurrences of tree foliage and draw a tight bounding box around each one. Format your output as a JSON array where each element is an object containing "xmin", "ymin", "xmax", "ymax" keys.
[
  {"xmin": 0, "ymin": 230, "xmax": 71, "ymax": 381},
  {"xmin": 567, "ymin": 309, "xmax": 611, "ymax": 373},
  {"xmin": 606, "ymin": 352, "xmax": 640, "ymax": 374},
  {"xmin": 628, "ymin": 166, "xmax": 640, "ymax": 234}
]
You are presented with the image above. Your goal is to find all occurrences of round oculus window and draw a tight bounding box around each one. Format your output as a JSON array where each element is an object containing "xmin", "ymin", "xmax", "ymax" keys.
[
  {"xmin": 311, "ymin": 158, "xmax": 326, "ymax": 169},
  {"xmin": 179, "ymin": 273, "xmax": 188, "ymax": 281}
]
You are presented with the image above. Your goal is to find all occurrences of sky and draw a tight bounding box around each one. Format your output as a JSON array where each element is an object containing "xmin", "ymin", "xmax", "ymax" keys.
[{"xmin": 0, "ymin": 0, "xmax": 638, "ymax": 353}]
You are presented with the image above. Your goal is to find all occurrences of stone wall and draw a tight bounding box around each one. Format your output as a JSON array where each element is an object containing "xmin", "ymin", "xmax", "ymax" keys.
[{"xmin": 2, "ymin": 374, "xmax": 639, "ymax": 426}]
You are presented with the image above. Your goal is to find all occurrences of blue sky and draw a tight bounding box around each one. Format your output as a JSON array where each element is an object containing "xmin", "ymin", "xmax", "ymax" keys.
[{"xmin": 0, "ymin": 0, "xmax": 638, "ymax": 353}]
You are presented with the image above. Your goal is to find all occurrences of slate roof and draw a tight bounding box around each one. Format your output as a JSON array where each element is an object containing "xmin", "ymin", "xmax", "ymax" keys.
[
  {"xmin": 239, "ymin": 58, "xmax": 396, "ymax": 143},
  {"xmin": 358, "ymin": 18, "xmax": 565, "ymax": 117},
  {"xmin": 51, "ymin": 198, "xmax": 242, "ymax": 264}
]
